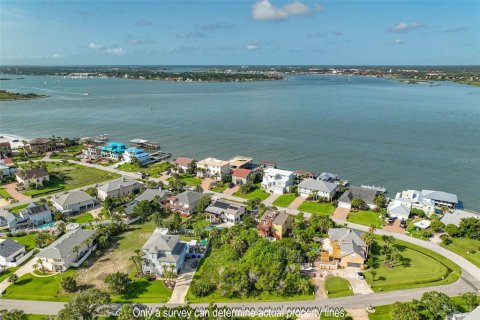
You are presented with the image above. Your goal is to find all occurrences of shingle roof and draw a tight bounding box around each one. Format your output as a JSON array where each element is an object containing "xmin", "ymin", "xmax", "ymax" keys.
[
  {"xmin": 338, "ymin": 186, "xmax": 379, "ymax": 205},
  {"xmin": 175, "ymin": 157, "xmax": 194, "ymax": 166},
  {"xmin": 142, "ymin": 232, "xmax": 186, "ymax": 263},
  {"xmin": 387, "ymin": 201, "xmax": 411, "ymax": 219},
  {"xmin": 29, "ymin": 138, "xmax": 50, "ymax": 144},
  {"xmin": 22, "ymin": 203, "xmax": 50, "ymax": 216},
  {"xmin": 261, "ymin": 210, "xmax": 290, "ymax": 227},
  {"xmin": 205, "ymin": 200, "xmax": 245, "ymax": 217},
  {"xmin": 421, "ymin": 190, "xmax": 458, "ymax": 204},
  {"xmin": 298, "ymin": 178, "xmax": 338, "ymax": 193},
  {"xmin": 97, "ymin": 178, "xmax": 143, "ymax": 193},
  {"xmin": 135, "ymin": 189, "xmax": 166, "ymax": 202},
  {"xmin": 328, "ymin": 228, "xmax": 366, "ymax": 259},
  {"xmin": 37, "ymin": 229, "xmax": 96, "ymax": 260},
  {"xmin": 53, "ymin": 191, "xmax": 95, "ymax": 208},
  {"xmin": 0, "ymin": 239, "xmax": 25, "ymax": 258},
  {"xmin": 318, "ymin": 172, "xmax": 338, "ymax": 181},
  {"xmin": 176, "ymin": 191, "xmax": 203, "ymax": 206},
  {"xmin": 17, "ymin": 168, "xmax": 49, "ymax": 180}
]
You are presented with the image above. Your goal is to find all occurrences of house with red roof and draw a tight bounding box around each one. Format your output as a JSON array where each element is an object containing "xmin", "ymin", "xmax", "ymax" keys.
[
  {"xmin": 232, "ymin": 168, "xmax": 254, "ymax": 185},
  {"xmin": 174, "ymin": 157, "xmax": 194, "ymax": 173}
]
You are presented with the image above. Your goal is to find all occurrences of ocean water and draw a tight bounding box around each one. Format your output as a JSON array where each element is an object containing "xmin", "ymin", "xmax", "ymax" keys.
[{"xmin": 1, "ymin": 75, "xmax": 479, "ymax": 210}]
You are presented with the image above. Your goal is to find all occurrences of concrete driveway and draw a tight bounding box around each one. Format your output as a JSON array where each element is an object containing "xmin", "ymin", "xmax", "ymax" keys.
[
  {"xmin": 288, "ymin": 196, "xmax": 306, "ymax": 210},
  {"xmin": 332, "ymin": 207, "xmax": 349, "ymax": 221},
  {"xmin": 331, "ymin": 268, "xmax": 373, "ymax": 295},
  {"xmin": 167, "ymin": 259, "xmax": 197, "ymax": 304},
  {"xmin": 263, "ymin": 193, "xmax": 280, "ymax": 206},
  {"xmin": 3, "ymin": 183, "xmax": 31, "ymax": 202}
]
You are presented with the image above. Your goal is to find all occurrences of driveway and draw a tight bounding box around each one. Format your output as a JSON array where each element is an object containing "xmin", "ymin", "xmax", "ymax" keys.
[
  {"xmin": 288, "ymin": 196, "xmax": 306, "ymax": 210},
  {"xmin": 3, "ymin": 183, "xmax": 31, "ymax": 202},
  {"xmin": 332, "ymin": 207, "xmax": 349, "ymax": 221},
  {"xmin": 201, "ymin": 178, "xmax": 213, "ymax": 191},
  {"xmin": 263, "ymin": 193, "xmax": 280, "ymax": 206},
  {"xmin": 222, "ymin": 185, "xmax": 239, "ymax": 196},
  {"xmin": 167, "ymin": 260, "xmax": 197, "ymax": 304},
  {"xmin": 0, "ymin": 254, "xmax": 37, "ymax": 294},
  {"xmin": 331, "ymin": 268, "xmax": 373, "ymax": 295},
  {"xmin": 383, "ymin": 219, "xmax": 405, "ymax": 234}
]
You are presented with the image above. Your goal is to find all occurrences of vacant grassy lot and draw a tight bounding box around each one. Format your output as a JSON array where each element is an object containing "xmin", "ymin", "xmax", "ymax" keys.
[
  {"xmin": 347, "ymin": 210, "xmax": 384, "ymax": 228},
  {"xmin": 272, "ymin": 194, "xmax": 297, "ymax": 207},
  {"xmin": 297, "ymin": 202, "xmax": 335, "ymax": 215},
  {"xmin": 211, "ymin": 184, "xmax": 229, "ymax": 193},
  {"xmin": 22, "ymin": 162, "xmax": 120, "ymax": 197},
  {"xmin": 68, "ymin": 212, "xmax": 95, "ymax": 224},
  {"xmin": 441, "ymin": 237, "xmax": 480, "ymax": 268},
  {"xmin": 167, "ymin": 174, "xmax": 202, "ymax": 187},
  {"xmin": 364, "ymin": 237, "xmax": 461, "ymax": 292},
  {"xmin": 118, "ymin": 161, "xmax": 171, "ymax": 178},
  {"xmin": 324, "ymin": 276, "xmax": 353, "ymax": 298},
  {"xmin": 233, "ymin": 185, "xmax": 270, "ymax": 201}
]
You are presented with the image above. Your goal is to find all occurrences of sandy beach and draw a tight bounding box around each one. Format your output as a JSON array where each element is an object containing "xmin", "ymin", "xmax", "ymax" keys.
[{"xmin": 0, "ymin": 133, "xmax": 29, "ymax": 149}]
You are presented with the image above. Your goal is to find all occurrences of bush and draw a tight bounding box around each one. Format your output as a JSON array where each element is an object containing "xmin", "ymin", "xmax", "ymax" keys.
[
  {"xmin": 444, "ymin": 224, "xmax": 459, "ymax": 237},
  {"xmin": 441, "ymin": 235, "xmax": 453, "ymax": 245},
  {"xmin": 61, "ymin": 276, "xmax": 78, "ymax": 293},
  {"xmin": 421, "ymin": 229, "xmax": 433, "ymax": 238},
  {"xmin": 105, "ymin": 272, "xmax": 131, "ymax": 295},
  {"xmin": 8, "ymin": 274, "xmax": 18, "ymax": 284},
  {"xmin": 190, "ymin": 280, "xmax": 215, "ymax": 297},
  {"xmin": 430, "ymin": 220, "xmax": 445, "ymax": 233},
  {"xmin": 411, "ymin": 208, "xmax": 426, "ymax": 218}
]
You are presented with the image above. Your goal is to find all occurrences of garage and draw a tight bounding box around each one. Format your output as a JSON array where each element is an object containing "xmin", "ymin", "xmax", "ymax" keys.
[{"xmin": 347, "ymin": 262, "xmax": 362, "ymax": 268}]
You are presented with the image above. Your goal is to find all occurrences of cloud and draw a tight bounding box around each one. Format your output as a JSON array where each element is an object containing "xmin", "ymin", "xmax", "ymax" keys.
[
  {"xmin": 444, "ymin": 27, "xmax": 468, "ymax": 33},
  {"xmin": 195, "ymin": 22, "xmax": 236, "ymax": 31},
  {"xmin": 176, "ymin": 31, "xmax": 207, "ymax": 39},
  {"xmin": 135, "ymin": 19, "xmax": 153, "ymax": 27},
  {"xmin": 87, "ymin": 43, "xmax": 126, "ymax": 56},
  {"xmin": 126, "ymin": 35, "xmax": 155, "ymax": 45},
  {"xmin": 384, "ymin": 39, "xmax": 404, "ymax": 45},
  {"xmin": 88, "ymin": 42, "xmax": 103, "ymax": 50},
  {"xmin": 251, "ymin": 0, "xmax": 316, "ymax": 21},
  {"xmin": 103, "ymin": 48, "xmax": 125, "ymax": 56},
  {"xmin": 52, "ymin": 53, "xmax": 63, "ymax": 58},
  {"xmin": 388, "ymin": 22, "xmax": 422, "ymax": 33},
  {"xmin": 247, "ymin": 42, "xmax": 260, "ymax": 50}
]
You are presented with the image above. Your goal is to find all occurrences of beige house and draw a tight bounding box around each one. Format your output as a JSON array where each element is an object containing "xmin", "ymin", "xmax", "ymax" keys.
[
  {"xmin": 326, "ymin": 228, "xmax": 367, "ymax": 269},
  {"xmin": 196, "ymin": 157, "xmax": 230, "ymax": 181},
  {"xmin": 257, "ymin": 210, "xmax": 294, "ymax": 240},
  {"xmin": 16, "ymin": 168, "xmax": 50, "ymax": 188}
]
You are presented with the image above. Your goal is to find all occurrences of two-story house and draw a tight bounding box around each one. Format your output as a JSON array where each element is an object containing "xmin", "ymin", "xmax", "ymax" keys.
[
  {"xmin": 196, "ymin": 157, "xmax": 230, "ymax": 181},
  {"xmin": 298, "ymin": 178, "xmax": 339, "ymax": 201},
  {"xmin": 16, "ymin": 168, "xmax": 49, "ymax": 189},
  {"xmin": 257, "ymin": 210, "xmax": 294, "ymax": 240},
  {"xmin": 19, "ymin": 203, "xmax": 53, "ymax": 227},
  {"xmin": 205, "ymin": 200, "xmax": 246, "ymax": 224},
  {"xmin": 261, "ymin": 168, "xmax": 295, "ymax": 194},
  {"xmin": 97, "ymin": 178, "xmax": 143, "ymax": 201},
  {"xmin": 52, "ymin": 190, "xmax": 97, "ymax": 214},
  {"xmin": 165, "ymin": 191, "xmax": 203, "ymax": 216}
]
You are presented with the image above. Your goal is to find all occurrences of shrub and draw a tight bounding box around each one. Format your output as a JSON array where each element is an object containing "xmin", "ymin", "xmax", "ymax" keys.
[
  {"xmin": 8, "ymin": 274, "xmax": 18, "ymax": 284},
  {"xmin": 444, "ymin": 224, "xmax": 459, "ymax": 237},
  {"xmin": 61, "ymin": 276, "xmax": 78, "ymax": 292},
  {"xmin": 190, "ymin": 280, "xmax": 215, "ymax": 297}
]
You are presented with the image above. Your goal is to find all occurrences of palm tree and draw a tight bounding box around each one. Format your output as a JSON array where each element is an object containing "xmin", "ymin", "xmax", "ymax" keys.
[
  {"xmin": 361, "ymin": 232, "xmax": 375, "ymax": 259},
  {"xmin": 36, "ymin": 258, "xmax": 44, "ymax": 272},
  {"xmin": 72, "ymin": 245, "xmax": 80, "ymax": 262}
]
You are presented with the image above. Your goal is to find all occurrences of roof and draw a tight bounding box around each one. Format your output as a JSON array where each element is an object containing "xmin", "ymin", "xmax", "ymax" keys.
[
  {"xmin": 17, "ymin": 168, "xmax": 49, "ymax": 180},
  {"xmin": 338, "ymin": 186, "xmax": 379, "ymax": 205},
  {"xmin": 261, "ymin": 210, "xmax": 291, "ymax": 227},
  {"xmin": 263, "ymin": 168, "xmax": 294, "ymax": 177},
  {"xmin": 387, "ymin": 201, "xmax": 411, "ymax": 219},
  {"xmin": 229, "ymin": 156, "xmax": 253, "ymax": 168},
  {"xmin": 53, "ymin": 191, "xmax": 95, "ymax": 208},
  {"xmin": 421, "ymin": 190, "xmax": 458, "ymax": 204},
  {"xmin": 37, "ymin": 229, "xmax": 96, "ymax": 260},
  {"xmin": 298, "ymin": 178, "xmax": 338, "ymax": 193},
  {"xmin": 232, "ymin": 168, "xmax": 252, "ymax": 178},
  {"xmin": 465, "ymin": 306, "xmax": 480, "ymax": 320},
  {"xmin": 0, "ymin": 239, "xmax": 25, "ymax": 258},
  {"xmin": 135, "ymin": 189, "xmax": 166, "ymax": 202},
  {"xmin": 142, "ymin": 230, "xmax": 186, "ymax": 263},
  {"xmin": 29, "ymin": 137, "xmax": 50, "ymax": 144},
  {"xmin": 318, "ymin": 172, "xmax": 338, "ymax": 181},
  {"xmin": 176, "ymin": 191, "xmax": 203, "ymax": 206},
  {"xmin": 21, "ymin": 203, "xmax": 50, "ymax": 216},
  {"xmin": 175, "ymin": 157, "xmax": 194, "ymax": 166},
  {"xmin": 97, "ymin": 178, "xmax": 143, "ymax": 193},
  {"xmin": 197, "ymin": 157, "xmax": 229, "ymax": 167},
  {"xmin": 0, "ymin": 210, "xmax": 17, "ymax": 225},
  {"xmin": 440, "ymin": 209, "xmax": 480, "ymax": 227},
  {"xmin": 414, "ymin": 220, "xmax": 431, "ymax": 229},
  {"xmin": 328, "ymin": 228, "xmax": 366, "ymax": 259},
  {"xmin": 205, "ymin": 200, "xmax": 245, "ymax": 217}
]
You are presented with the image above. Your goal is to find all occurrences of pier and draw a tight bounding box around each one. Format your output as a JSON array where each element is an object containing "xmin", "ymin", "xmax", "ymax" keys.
[{"xmin": 130, "ymin": 138, "xmax": 160, "ymax": 150}]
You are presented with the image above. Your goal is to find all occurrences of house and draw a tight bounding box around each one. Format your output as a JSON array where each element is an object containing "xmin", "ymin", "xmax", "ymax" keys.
[
  {"xmin": 19, "ymin": 203, "xmax": 53, "ymax": 226},
  {"xmin": 0, "ymin": 163, "xmax": 14, "ymax": 179},
  {"xmin": 261, "ymin": 168, "xmax": 295, "ymax": 194},
  {"xmin": 257, "ymin": 160, "xmax": 277, "ymax": 169},
  {"xmin": 228, "ymin": 156, "xmax": 253, "ymax": 169},
  {"xmin": 97, "ymin": 177, "xmax": 143, "ymax": 200},
  {"xmin": 257, "ymin": 210, "xmax": 294, "ymax": 240},
  {"xmin": 318, "ymin": 172, "xmax": 338, "ymax": 183},
  {"xmin": 421, "ymin": 190, "xmax": 458, "ymax": 209},
  {"xmin": 232, "ymin": 168, "xmax": 254, "ymax": 185},
  {"xmin": 52, "ymin": 191, "xmax": 97, "ymax": 214},
  {"xmin": 83, "ymin": 146, "xmax": 102, "ymax": 160},
  {"xmin": 142, "ymin": 228, "xmax": 188, "ymax": 276},
  {"xmin": 15, "ymin": 168, "xmax": 50, "ymax": 188},
  {"xmin": 393, "ymin": 190, "xmax": 436, "ymax": 216},
  {"xmin": 123, "ymin": 147, "xmax": 152, "ymax": 165},
  {"xmin": 124, "ymin": 188, "xmax": 169, "ymax": 217},
  {"xmin": 36, "ymin": 229, "xmax": 96, "ymax": 272},
  {"xmin": 165, "ymin": 191, "xmax": 203, "ymax": 216},
  {"xmin": 387, "ymin": 201, "xmax": 411, "ymax": 221},
  {"xmin": 0, "ymin": 239, "xmax": 26, "ymax": 267},
  {"xmin": 338, "ymin": 186, "xmax": 381, "ymax": 210},
  {"xmin": 205, "ymin": 200, "xmax": 246, "ymax": 224},
  {"xmin": 174, "ymin": 157, "xmax": 194, "ymax": 173},
  {"xmin": 0, "ymin": 210, "xmax": 18, "ymax": 230},
  {"xmin": 196, "ymin": 157, "xmax": 230, "ymax": 180},
  {"xmin": 327, "ymin": 228, "xmax": 367, "ymax": 269},
  {"xmin": 298, "ymin": 178, "xmax": 339, "ymax": 201},
  {"xmin": 26, "ymin": 138, "xmax": 53, "ymax": 154},
  {"xmin": 0, "ymin": 142, "xmax": 13, "ymax": 159},
  {"xmin": 440, "ymin": 209, "xmax": 480, "ymax": 227},
  {"xmin": 100, "ymin": 142, "xmax": 126, "ymax": 160}
]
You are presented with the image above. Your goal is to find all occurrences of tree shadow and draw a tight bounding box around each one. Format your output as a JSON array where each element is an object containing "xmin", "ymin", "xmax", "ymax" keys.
[
  {"xmin": 16, "ymin": 278, "xmax": 32, "ymax": 286},
  {"xmin": 121, "ymin": 281, "xmax": 150, "ymax": 300}
]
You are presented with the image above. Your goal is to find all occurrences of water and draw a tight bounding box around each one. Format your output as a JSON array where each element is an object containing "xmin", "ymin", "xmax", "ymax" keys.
[{"xmin": 1, "ymin": 75, "xmax": 479, "ymax": 210}]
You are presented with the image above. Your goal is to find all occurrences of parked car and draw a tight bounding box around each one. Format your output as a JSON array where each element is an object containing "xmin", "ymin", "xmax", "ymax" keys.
[
  {"xmin": 191, "ymin": 260, "xmax": 198, "ymax": 268},
  {"xmin": 400, "ymin": 220, "xmax": 407, "ymax": 228},
  {"xmin": 356, "ymin": 272, "xmax": 365, "ymax": 280},
  {"xmin": 387, "ymin": 217, "xmax": 394, "ymax": 224}
]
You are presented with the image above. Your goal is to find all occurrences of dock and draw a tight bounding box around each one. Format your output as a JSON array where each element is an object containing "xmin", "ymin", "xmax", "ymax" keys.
[
  {"xmin": 361, "ymin": 185, "xmax": 387, "ymax": 193},
  {"xmin": 130, "ymin": 138, "xmax": 160, "ymax": 150}
]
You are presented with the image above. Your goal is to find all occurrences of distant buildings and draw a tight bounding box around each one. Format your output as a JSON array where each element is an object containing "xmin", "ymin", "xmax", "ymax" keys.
[
  {"xmin": 257, "ymin": 210, "xmax": 294, "ymax": 240},
  {"xmin": 0, "ymin": 163, "xmax": 14, "ymax": 180},
  {"xmin": 123, "ymin": 147, "xmax": 152, "ymax": 165},
  {"xmin": 261, "ymin": 168, "xmax": 295, "ymax": 194},
  {"xmin": 101, "ymin": 142, "xmax": 126, "ymax": 160},
  {"xmin": 228, "ymin": 156, "xmax": 253, "ymax": 169},
  {"xmin": 165, "ymin": 191, "xmax": 203, "ymax": 216},
  {"xmin": 205, "ymin": 200, "xmax": 246, "ymax": 224},
  {"xmin": 338, "ymin": 186, "xmax": 381, "ymax": 210},
  {"xmin": 196, "ymin": 157, "xmax": 230, "ymax": 181},
  {"xmin": 52, "ymin": 190, "xmax": 97, "ymax": 214},
  {"xmin": 298, "ymin": 178, "xmax": 339, "ymax": 201},
  {"xmin": 392, "ymin": 189, "xmax": 458, "ymax": 216},
  {"xmin": 15, "ymin": 168, "xmax": 49, "ymax": 189},
  {"xmin": 97, "ymin": 177, "xmax": 143, "ymax": 200}
]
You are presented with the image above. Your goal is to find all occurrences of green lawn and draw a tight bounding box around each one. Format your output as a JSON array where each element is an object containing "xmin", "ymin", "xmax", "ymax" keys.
[
  {"xmin": 22, "ymin": 162, "xmax": 120, "ymax": 197},
  {"xmin": 68, "ymin": 212, "xmax": 95, "ymax": 224},
  {"xmin": 233, "ymin": 185, "xmax": 270, "ymax": 201},
  {"xmin": 0, "ymin": 266, "xmax": 20, "ymax": 282},
  {"xmin": 1, "ymin": 233, "xmax": 37, "ymax": 251},
  {"xmin": 272, "ymin": 194, "xmax": 297, "ymax": 208},
  {"xmin": 441, "ymin": 237, "xmax": 480, "ymax": 268},
  {"xmin": 8, "ymin": 203, "xmax": 29, "ymax": 214},
  {"xmin": 0, "ymin": 187, "xmax": 12, "ymax": 199},
  {"xmin": 118, "ymin": 162, "xmax": 171, "ymax": 178},
  {"xmin": 211, "ymin": 184, "xmax": 229, "ymax": 193},
  {"xmin": 111, "ymin": 279, "xmax": 172, "ymax": 303},
  {"xmin": 297, "ymin": 201, "xmax": 335, "ymax": 215},
  {"xmin": 324, "ymin": 276, "xmax": 353, "ymax": 298},
  {"xmin": 347, "ymin": 210, "xmax": 384, "ymax": 228},
  {"xmin": 364, "ymin": 237, "xmax": 461, "ymax": 292},
  {"xmin": 2, "ymin": 269, "xmax": 77, "ymax": 301},
  {"xmin": 168, "ymin": 174, "xmax": 202, "ymax": 187}
]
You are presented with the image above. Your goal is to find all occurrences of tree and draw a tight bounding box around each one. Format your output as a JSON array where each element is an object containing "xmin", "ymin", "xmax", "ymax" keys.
[
  {"xmin": 390, "ymin": 302, "xmax": 420, "ymax": 320},
  {"xmin": 444, "ymin": 224, "xmax": 459, "ymax": 237},
  {"xmin": 8, "ymin": 274, "xmax": 18, "ymax": 284},
  {"xmin": 460, "ymin": 292, "xmax": 479, "ymax": 311},
  {"xmin": 370, "ymin": 270, "xmax": 377, "ymax": 281},
  {"xmin": 351, "ymin": 197, "xmax": 365, "ymax": 209},
  {"xmin": 56, "ymin": 288, "xmax": 110, "ymax": 320},
  {"xmin": 373, "ymin": 194, "xmax": 387, "ymax": 210},
  {"xmin": 361, "ymin": 231, "xmax": 375, "ymax": 258},
  {"xmin": 61, "ymin": 276, "xmax": 78, "ymax": 293},
  {"xmin": 420, "ymin": 291, "xmax": 455, "ymax": 320},
  {"xmin": 130, "ymin": 249, "xmax": 143, "ymax": 274},
  {"xmin": 36, "ymin": 232, "xmax": 56, "ymax": 248},
  {"xmin": 2, "ymin": 310, "xmax": 28, "ymax": 320},
  {"xmin": 241, "ymin": 215, "xmax": 257, "ymax": 229},
  {"xmin": 457, "ymin": 217, "xmax": 480, "ymax": 239},
  {"xmin": 239, "ymin": 182, "xmax": 255, "ymax": 194},
  {"xmin": 104, "ymin": 272, "xmax": 131, "ymax": 295},
  {"xmin": 84, "ymin": 187, "xmax": 98, "ymax": 197},
  {"xmin": 196, "ymin": 194, "xmax": 211, "ymax": 213},
  {"xmin": 430, "ymin": 219, "xmax": 445, "ymax": 233},
  {"xmin": 36, "ymin": 258, "xmax": 45, "ymax": 272}
]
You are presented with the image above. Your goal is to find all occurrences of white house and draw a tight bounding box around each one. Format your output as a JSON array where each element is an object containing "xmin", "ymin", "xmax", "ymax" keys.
[
  {"xmin": 387, "ymin": 201, "xmax": 411, "ymax": 221},
  {"xmin": 0, "ymin": 210, "xmax": 18, "ymax": 230},
  {"xmin": 123, "ymin": 147, "xmax": 152, "ymax": 165},
  {"xmin": 394, "ymin": 190, "xmax": 436, "ymax": 215},
  {"xmin": 142, "ymin": 228, "xmax": 188, "ymax": 276},
  {"xmin": 52, "ymin": 191, "xmax": 97, "ymax": 214},
  {"xmin": 298, "ymin": 178, "xmax": 339, "ymax": 201},
  {"xmin": 97, "ymin": 178, "xmax": 143, "ymax": 201},
  {"xmin": 0, "ymin": 239, "xmax": 26, "ymax": 267},
  {"xmin": 19, "ymin": 203, "xmax": 53, "ymax": 227},
  {"xmin": 196, "ymin": 157, "xmax": 230, "ymax": 180},
  {"xmin": 338, "ymin": 186, "xmax": 381, "ymax": 210},
  {"xmin": 421, "ymin": 190, "xmax": 458, "ymax": 209},
  {"xmin": 205, "ymin": 200, "xmax": 246, "ymax": 224},
  {"xmin": 261, "ymin": 168, "xmax": 295, "ymax": 194}
]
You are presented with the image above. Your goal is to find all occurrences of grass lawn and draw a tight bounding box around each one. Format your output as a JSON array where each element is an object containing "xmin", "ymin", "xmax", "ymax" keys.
[
  {"xmin": 2, "ymin": 269, "xmax": 77, "ymax": 301},
  {"xmin": 118, "ymin": 162, "xmax": 172, "ymax": 178},
  {"xmin": 111, "ymin": 279, "xmax": 171, "ymax": 303},
  {"xmin": 364, "ymin": 237, "xmax": 461, "ymax": 292},
  {"xmin": 8, "ymin": 203, "xmax": 30, "ymax": 214},
  {"xmin": 233, "ymin": 185, "xmax": 270, "ymax": 201},
  {"xmin": 68, "ymin": 212, "xmax": 95, "ymax": 224},
  {"xmin": 441, "ymin": 237, "xmax": 480, "ymax": 268},
  {"xmin": 272, "ymin": 194, "xmax": 297, "ymax": 208},
  {"xmin": 0, "ymin": 187, "xmax": 12, "ymax": 199},
  {"xmin": 324, "ymin": 276, "xmax": 353, "ymax": 298},
  {"xmin": 347, "ymin": 210, "xmax": 384, "ymax": 228},
  {"xmin": 0, "ymin": 266, "xmax": 20, "ymax": 282},
  {"xmin": 1, "ymin": 233, "xmax": 37, "ymax": 251},
  {"xmin": 297, "ymin": 201, "xmax": 335, "ymax": 215},
  {"xmin": 211, "ymin": 184, "xmax": 229, "ymax": 193},
  {"xmin": 168, "ymin": 174, "xmax": 202, "ymax": 187},
  {"xmin": 22, "ymin": 162, "xmax": 120, "ymax": 197}
]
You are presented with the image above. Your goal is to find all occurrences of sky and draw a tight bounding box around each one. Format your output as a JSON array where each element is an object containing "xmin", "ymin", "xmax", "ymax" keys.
[{"xmin": 0, "ymin": 0, "xmax": 479, "ymax": 65}]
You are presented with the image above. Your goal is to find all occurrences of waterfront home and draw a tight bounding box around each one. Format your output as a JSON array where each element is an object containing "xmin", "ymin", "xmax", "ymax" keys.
[
  {"xmin": 52, "ymin": 191, "xmax": 97, "ymax": 214},
  {"xmin": 257, "ymin": 210, "xmax": 294, "ymax": 240},
  {"xmin": 83, "ymin": 146, "xmax": 102, "ymax": 160},
  {"xmin": 387, "ymin": 201, "xmax": 411, "ymax": 221},
  {"xmin": 196, "ymin": 157, "xmax": 230, "ymax": 181},
  {"xmin": 173, "ymin": 157, "xmax": 194, "ymax": 173},
  {"xmin": 19, "ymin": 203, "xmax": 53, "ymax": 227},
  {"xmin": 393, "ymin": 190, "xmax": 436, "ymax": 216},
  {"xmin": 26, "ymin": 138, "xmax": 53, "ymax": 154},
  {"xmin": 440, "ymin": 209, "xmax": 480, "ymax": 227},
  {"xmin": 165, "ymin": 191, "xmax": 203, "ymax": 216},
  {"xmin": 232, "ymin": 168, "xmax": 254, "ymax": 185},
  {"xmin": 124, "ymin": 188, "xmax": 169, "ymax": 218},
  {"xmin": 421, "ymin": 190, "xmax": 458, "ymax": 209},
  {"xmin": 298, "ymin": 178, "xmax": 339, "ymax": 201},
  {"xmin": 257, "ymin": 160, "xmax": 277, "ymax": 169},
  {"xmin": 228, "ymin": 155, "xmax": 253, "ymax": 169},
  {"xmin": 100, "ymin": 142, "xmax": 126, "ymax": 160},
  {"xmin": 97, "ymin": 177, "xmax": 143, "ymax": 200},
  {"xmin": 0, "ymin": 163, "xmax": 14, "ymax": 179},
  {"xmin": 205, "ymin": 200, "xmax": 246, "ymax": 224},
  {"xmin": 338, "ymin": 186, "xmax": 381, "ymax": 210},
  {"xmin": 0, "ymin": 142, "xmax": 13, "ymax": 159},
  {"xmin": 0, "ymin": 239, "xmax": 26, "ymax": 267},
  {"xmin": 123, "ymin": 147, "xmax": 152, "ymax": 165},
  {"xmin": 325, "ymin": 228, "xmax": 366, "ymax": 269},
  {"xmin": 142, "ymin": 228, "xmax": 188, "ymax": 276},
  {"xmin": 36, "ymin": 229, "xmax": 97, "ymax": 272},
  {"xmin": 318, "ymin": 172, "xmax": 338, "ymax": 183},
  {"xmin": 261, "ymin": 168, "xmax": 295, "ymax": 194},
  {"xmin": 15, "ymin": 168, "xmax": 49, "ymax": 189}
]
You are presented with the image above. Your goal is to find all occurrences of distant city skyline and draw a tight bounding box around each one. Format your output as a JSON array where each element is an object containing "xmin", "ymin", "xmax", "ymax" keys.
[{"xmin": 1, "ymin": 0, "xmax": 479, "ymax": 65}]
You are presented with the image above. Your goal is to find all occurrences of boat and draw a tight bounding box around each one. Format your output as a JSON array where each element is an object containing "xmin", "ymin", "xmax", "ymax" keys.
[{"xmin": 82, "ymin": 93, "xmax": 89, "ymax": 96}]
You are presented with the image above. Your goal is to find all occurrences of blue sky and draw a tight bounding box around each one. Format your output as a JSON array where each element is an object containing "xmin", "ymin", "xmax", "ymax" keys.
[{"xmin": 1, "ymin": 0, "xmax": 479, "ymax": 65}]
